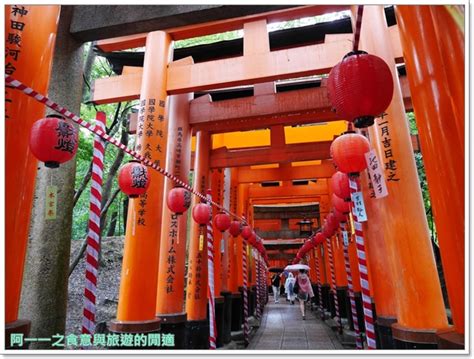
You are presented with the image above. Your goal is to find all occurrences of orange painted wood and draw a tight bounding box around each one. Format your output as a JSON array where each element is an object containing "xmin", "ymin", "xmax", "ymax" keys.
[
  {"xmin": 155, "ymin": 93, "xmax": 192, "ymax": 316},
  {"xmin": 5, "ymin": 5, "xmax": 60, "ymax": 323},
  {"xmin": 185, "ymin": 131, "xmax": 211, "ymax": 321},
  {"xmin": 117, "ymin": 31, "xmax": 172, "ymax": 321},
  {"xmin": 95, "ymin": 5, "xmax": 349, "ymax": 51},
  {"xmin": 209, "ymin": 141, "xmax": 332, "ymax": 168},
  {"xmin": 237, "ymin": 162, "xmax": 335, "ymax": 183},
  {"xmin": 248, "ymin": 182, "xmax": 328, "ymax": 200},
  {"xmin": 228, "ymin": 168, "xmax": 240, "ymax": 293},
  {"xmin": 211, "ymin": 169, "xmax": 225, "ymax": 297},
  {"xmin": 361, "ymin": 6, "xmax": 448, "ymax": 331},
  {"xmin": 397, "ymin": 5, "xmax": 464, "ymax": 334}
]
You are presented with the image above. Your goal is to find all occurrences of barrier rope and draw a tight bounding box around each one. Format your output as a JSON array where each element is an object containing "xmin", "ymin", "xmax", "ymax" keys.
[
  {"xmin": 314, "ymin": 247, "xmax": 325, "ymax": 320},
  {"xmin": 5, "ymin": 75, "xmax": 250, "ymax": 226},
  {"xmin": 349, "ymin": 175, "xmax": 377, "ymax": 349},
  {"xmin": 325, "ymin": 236, "xmax": 342, "ymax": 333},
  {"xmin": 206, "ymin": 192, "xmax": 217, "ymax": 349},
  {"xmin": 242, "ymin": 240, "xmax": 249, "ymax": 347},
  {"xmin": 255, "ymin": 253, "xmax": 261, "ymax": 320},
  {"xmin": 82, "ymin": 112, "xmax": 106, "ymax": 335}
]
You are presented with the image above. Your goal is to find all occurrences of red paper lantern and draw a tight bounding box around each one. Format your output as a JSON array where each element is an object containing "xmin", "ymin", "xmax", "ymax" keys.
[
  {"xmin": 313, "ymin": 232, "xmax": 326, "ymax": 245},
  {"xmin": 332, "ymin": 194, "xmax": 351, "ymax": 214},
  {"xmin": 241, "ymin": 225, "xmax": 253, "ymax": 240},
  {"xmin": 248, "ymin": 231, "xmax": 257, "ymax": 246},
  {"xmin": 229, "ymin": 221, "xmax": 242, "ymax": 237},
  {"xmin": 118, "ymin": 160, "xmax": 150, "ymax": 198},
  {"xmin": 166, "ymin": 186, "xmax": 191, "ymax": 215},
  {"xmin": 192, "ymin": 203, "xmax": 211, "ymax": 226},
  {"xmin": 327, "ymin": 213, "xmax": 340, "ymax": 231},
  {"xmin": 328, "ymin": 51, "xmax": 394, "ymax": 128},
  {"xmin": 331, "ymin": 171, "xmax": 350, "ymax": 201},
  {"xmin": 330, "ymin": 132, "xmax": 370, "ymax": 174},
  {"xmin": 214, "ymin": 212, "xmax": 231, "ymax": 232},
  {"xmin": 29, "ymin": 115, "xmax": 79, "ymax": 168},
  {"xmin": 322, "ymin": 222, "xmax": 336, "ymax": 238},
  {"xmin": 333, "ymin": 209, "xmax": 347, "ymax": 223},
  {"xmin": 300, "ymin": 239, "xmax": 314, "ymax": 255}
]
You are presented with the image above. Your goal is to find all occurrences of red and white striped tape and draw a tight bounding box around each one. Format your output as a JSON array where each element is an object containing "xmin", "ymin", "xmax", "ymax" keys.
[
  {"xmin": 325, "ymin": 236, "xmax": 342, "ymax": 333},
  {"xmin": 314, "ymin": 247, "xmax": 325, "ymax": 320},
  {"xmin": 353, "ymin": 5, "xmax": 364, "ymax": 52},
  {"xmin": 255, "ymin": 253, "xmax": 261, "ymax": 319},
  {"xmin": 242, "ymin": 241, "xmax": 249, "ymax": 346},
  {"xmin": 349, "ymin": 175, "xmax": 376, "ymax": 349},
  {"xmin": 82, "ymin": 112, "xmax": 106, "ymax": 335},
  {"xmin": 341, "ymin": 224, "xmax": 363, "ymax": 349},
  {"xmin": 206, "ymin": 192, "xmax": 217, "ymax": 349},
  {"xmin": 5, "ymin": 75, "xmax": 250, "ymax": 226}
]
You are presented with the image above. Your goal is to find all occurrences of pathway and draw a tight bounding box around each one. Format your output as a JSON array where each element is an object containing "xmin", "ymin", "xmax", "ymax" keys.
[{"xmin": 249, "ymin": 299, "xmax": 344, "ymax": 350}]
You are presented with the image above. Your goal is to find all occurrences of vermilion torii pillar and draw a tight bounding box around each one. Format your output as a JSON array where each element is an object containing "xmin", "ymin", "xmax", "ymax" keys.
[
  {"xmin": 155, "ymin": 92, "xmax": 192, "ymax": 348},
  {"xmin": 356, "ymin": 6, "xmax": 449, "ymax": 348},
  {"xmin": 396, "ymin": 5, "xmax": 465, "ymax": 349},
  {"xmin": 185, "ymin": 130, "xmax": 211, "ymax": 348},
  {"xmin": 111, "ymin": 31, "xmax": 171, "ymax": 337}
]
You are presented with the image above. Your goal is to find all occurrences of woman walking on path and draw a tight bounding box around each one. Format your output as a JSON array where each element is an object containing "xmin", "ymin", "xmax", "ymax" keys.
[
  {"xmin": 296, "ymin": 269, "xmax": 314, "ymax": 320},
  {"xmin": 285, "ymin": 272, "xmax": 296, "ymax": 304},
  {"xmin": 271, "ymin": 273, "xmax": 281, "ymax": 304}
]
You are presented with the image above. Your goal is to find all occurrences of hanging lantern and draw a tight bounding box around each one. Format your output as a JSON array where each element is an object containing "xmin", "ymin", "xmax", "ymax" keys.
[
  {"xmin": 327, "ymin": 51, "xmax": 394, "ymax": 128},
  {"xmin": 214, "ymin": 212, "xmax": 231, "ymax": 232},
  {"xmin": 327, "ymin": 213, "xmax": 340, "ymax": 231},
  {"xmin": 229, "ymin": 220, "xmax": 243, "ymax": 237},
  {"xmin": 192, "ymin": 203, "xmax": 211, "ymax": 226},
  {"xmin": 333, "ymin": 209, "xmax": 347, "ymax": 224},
  {"xmin": 332, "ymin": 194, "xmax": 351, "ymax": 214},
  {"xmin": 241, "ymin": 225, "xmax": 253, "ymax": 240},
  {"xmin": 312, "ymin": 232, "xmax": 326, "ymax": 245},
  {"xmin": 118, "ymin": 160, "xmax": 150, "ymax": 198},
  {"xmin": 322, "ymin": 221, "xmax": 336, "ymax": 238},
  {"xmin": 166, "ymin": 186, "xmax": 191, "ymax": 215},
  {"xmin": 300, "ymin": 239, "xmax": 314, "ymax": 255},
  {"xmin": 331, "ymin": 171, "xmax": 350, "ymax": 201},
  {"xmin": 330, "ymin": 132, "xmax": 370, "ymax": 174},
  {"xmin": 248, "ymin": 231, "xmax": 257, "ymax": 247},
  {"xmin": 29, "ymin": 115, "xmax": 79, "ymax": 168}
]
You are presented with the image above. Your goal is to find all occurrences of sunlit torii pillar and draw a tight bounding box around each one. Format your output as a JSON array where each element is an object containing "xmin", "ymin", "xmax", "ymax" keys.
[
  {"xmin": 356, "ymin": 6, "xmax": 449, "ymax": 348},
  {"xmin": 155, "ymin": 90, "xmax": 193, "ymax": 348},
  {"xmin": 185, "ymin": 130, "xmax": 211, "ymax": 348},
  {"xmin": 111, "ymin": 30, "xmax": 171, "ymax": 338},
  {"xmin": 396, "ymin": 5, "xmax": 465, "ymax": 349}
]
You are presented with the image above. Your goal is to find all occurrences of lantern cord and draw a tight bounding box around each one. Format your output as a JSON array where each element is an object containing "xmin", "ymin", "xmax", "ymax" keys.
[
  {"xmin": 353, "ymin": 5, "xmax": 364, "ymax": 52},
  {"xmin": 5, "ymin": 75, "xmax": 250, "ymax": 226}
]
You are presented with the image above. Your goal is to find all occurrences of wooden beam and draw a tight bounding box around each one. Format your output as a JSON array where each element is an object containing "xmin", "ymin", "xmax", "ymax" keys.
[
  {"xmin": 248, "ymin": 183, "xmax": 328, "ymax": 199},
  {"xmin": 237, "ymin": 162, "xmax": 335, "ymax": 183},
  {"xmin": 95, "ymin": 5, "xmax": 349, "ymax": 51},
  {"xmin": 209, "ymin": 141, "xmax": 332, "ymax": 168}
]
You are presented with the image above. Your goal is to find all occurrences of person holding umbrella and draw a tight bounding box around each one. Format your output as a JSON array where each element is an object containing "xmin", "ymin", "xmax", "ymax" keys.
[
  {"xmin": 295, "ymin": 269, "xmax": 314, "ymax": 320},
  {"xmin": 284, "ymin": 272, "xmax": 296, "ymax": 304}
]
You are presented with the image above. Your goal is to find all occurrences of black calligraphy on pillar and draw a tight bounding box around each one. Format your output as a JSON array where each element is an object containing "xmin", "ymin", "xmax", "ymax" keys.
[
  {"xmin": 5, "ymin": 6, "xmax": 29, "ymax": 119},
  {"xmin": 54, "ymin": 122, "xmax": 76, "ymax": 153},
  {"xmin": 174, "ymin": 127, "xmax": 183, "ymax": 177},
  {"xmin": 377, "ymin": 114, "xmax": 400, "ymax": 182},
  {"xmin": 137, "ymin": 193, "xmax": 147, "ymax": 226},
  {"xmin": 166, "ymin": 213, "xmax": 179, "ymax": 294},
  {"xmin": 195, "ymin": 252, "xmax": 202, "ymax": 300}
]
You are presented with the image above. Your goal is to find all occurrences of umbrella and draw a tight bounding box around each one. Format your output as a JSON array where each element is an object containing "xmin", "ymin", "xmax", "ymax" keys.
[{"xmin": 284, "ymin": 264, "xmax": 310, "ymax": 272}]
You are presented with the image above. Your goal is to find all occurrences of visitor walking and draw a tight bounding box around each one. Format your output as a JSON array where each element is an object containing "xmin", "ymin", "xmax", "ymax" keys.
[
  {"xmin": 296, "ymin": 269, "xmax": 314, "ymax": 320},
  {"xmin": 271, "ymin": 273, "xmax": 281, "ymax": 303},
  {"xmin": 285, "ymin": 272, "xmax": 296, "ymax": 304}
]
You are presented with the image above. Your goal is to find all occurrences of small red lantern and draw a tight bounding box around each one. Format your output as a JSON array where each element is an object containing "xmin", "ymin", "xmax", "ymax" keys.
[
  {"xmin": 166, "ymin": 186, "xmax": 191, "ymax": 215},
  {"xmin": 327, "ymin": 51, "xmax": 394, "ymax": 128},
  {"xmin": 322, "ymin": 222, "xmax": 336, "ymax": 238},
  {"xmin": 214, "ymin": 212, "xmax": 231, "ymax": 232},
  {"xmin": 330, "ymin": 132, "xmax": 370, "ymax": 174},
  {"xmin": 192, "ymin": 203, "xmax": 211, "ymax": 226},
  {"xmin": 313, "ymin": 232, "xmax": 326, "ymax": 245},
  {"xmin": 29, "ymin": 115, "xmax": 79, "ymax": 168},
  {"xmin": 229, "ymin": 221, "xmax": 243, "ymax": 237},
  {"xmin": 327, "ymin": 213, "xmax": 340, "ymax": 230},
  {"xmin": 332, "ymin": 194, "xmax": 351, "ymax": 214},
  {"xmin": 331, "ymin": 171, "xmax": 350, "ymax": 201},
  {"xmin": 333, "ymin": 209, "xmax": 347, "ymax": 223},
  {"xmin": 241, "ymin": 225, "xmax": 253, "ymax": 240},
  {"xmin": 300, "ymin": 239, "xmax": 314, "ymax": 255},
  {"xmin": 248, "ymin": 231, "xmax": 257, "ymax": 246},
  {"xmin": 118, "ymin": 160, "xmax": 150, "ymax": 198}
]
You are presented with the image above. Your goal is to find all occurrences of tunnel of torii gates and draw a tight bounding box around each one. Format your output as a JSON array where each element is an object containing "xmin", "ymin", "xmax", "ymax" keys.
[{"xmin": 5, "ymin": 4, "xmax": 464, "ymax": 351}]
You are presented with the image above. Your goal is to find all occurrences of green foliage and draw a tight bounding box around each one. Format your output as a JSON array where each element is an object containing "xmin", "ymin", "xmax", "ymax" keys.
[{"xmin": 174, "ymin": 30, "xmax": 242, "ymax": 49}]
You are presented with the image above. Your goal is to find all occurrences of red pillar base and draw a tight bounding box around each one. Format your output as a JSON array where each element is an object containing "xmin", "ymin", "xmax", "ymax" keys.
[
  {"xmin": 436, "ymin": 328, "xmax": 464, "ymax": 349},
  {"xmin": 107, "ymin": 318, "xmax": 161, "ymax": 349},
  {"xmin": 392, "ymin": 323, "xmax": 438, "ymax": 349},
  {"xmin": 5, "ymin": 319, "xmax": 31, "ymax": 349},
  {"xmin": 157, "ymin": 313, "xmax": 187, "ymax": 349}
]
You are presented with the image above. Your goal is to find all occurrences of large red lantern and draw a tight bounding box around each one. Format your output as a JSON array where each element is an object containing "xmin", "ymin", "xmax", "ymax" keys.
[
  {"xmin": 192, "ymin": 203, "xmax": 211, "ymax": 226},
  {"xmin": 327, "ymin": 51, "xmax": 394, "ymax": 128},
  {"xmin": 118, "ymin": 160, "xmax": 150, "ymax": 198},
  {"xmin": 322, "ymin": 221, "xmax": 336, "ymax": 238},
  {"xmin": 327, "ymin": 213, "xmax": 340, "ymax": 230},
  {"xmin": 29, "ymin": 115, "xmax": 79, "ymax": 168},
  {"xmin": 333, "ymin": 209, "xmax": 347, "ymax": 224},
  {"xmin": 330, "ymin": 132, "xmax": 370, "ymax": 174},
  {"xmin": 331, "ymin": 171, "xmax": 350, "ymax": 201},
  {"xmin": 214, "ymin": 212, "xmax": 231, "ymax": 232},
  {"xmin": 166, "ymin": 186, "xmax": 191, "ymax": 215},
  {"xmin": 241, "ymin": 225, "xmax": 253, "ymax": 240},
  {"xmin": 313, "ymin": 232, "xmax": 326, "ymax": 245},
  {"xmin": 229, "ymin": 221, "xmax": 242, "ymax": 237},
  {"xmin": 332, "ymin": 194, "xmax": 351, "ymax": 214}
]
